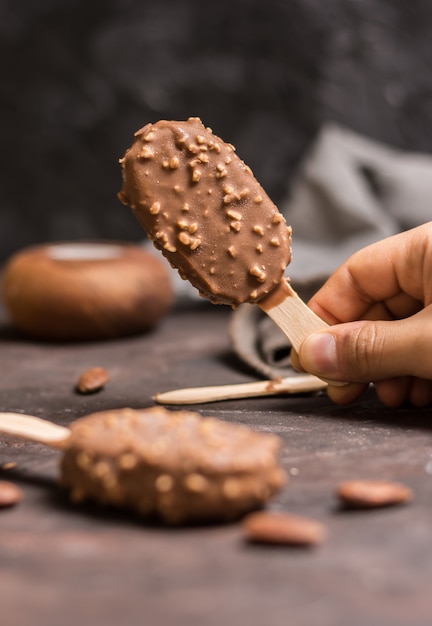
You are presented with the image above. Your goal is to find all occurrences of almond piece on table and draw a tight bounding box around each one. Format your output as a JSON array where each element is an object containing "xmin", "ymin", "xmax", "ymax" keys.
[
  {"xmin": 242, "ymin": 511, "xmax": 327, "ymax": 547},
  {"xmin": 336, "ymin": 479, "xmax": 413, "ymax": 509},
  {"xmin": 0, "ymin": 481, "xmax": 23, "ymax": 508},
  {"xmin": 76, "ymin": 367, "xmax": 110, "ymax": 394},
  {"xmin": 1, "ymin": 461, "xmax": 17, "ymax": 471}
]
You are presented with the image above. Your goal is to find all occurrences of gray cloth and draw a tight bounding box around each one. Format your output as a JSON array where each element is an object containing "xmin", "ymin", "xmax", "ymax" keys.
[{"xmin": 230, "ymin": 124, "xmax": 432, "ymax": 378}]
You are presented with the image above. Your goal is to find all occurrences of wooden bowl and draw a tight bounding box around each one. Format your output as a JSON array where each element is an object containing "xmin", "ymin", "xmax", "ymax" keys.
[{"xmin": 2, "ymin": 241, "xmax": 174, "ymax": 341}]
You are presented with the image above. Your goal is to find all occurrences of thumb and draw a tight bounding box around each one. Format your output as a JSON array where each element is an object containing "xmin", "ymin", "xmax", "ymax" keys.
[{"xmin": 298, "ymin": 313, "xmax": 432, "ymax": 383}]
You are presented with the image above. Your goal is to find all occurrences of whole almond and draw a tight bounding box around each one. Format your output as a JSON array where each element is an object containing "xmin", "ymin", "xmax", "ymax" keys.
[
  {"xmin": 337, "ymin": 479, "xmax": 412, "ymax": 509},
  {"xmin": 76, "ymin": 367, "xmax": 110, "ymax": 394},
  {"xmin": 0, "ymin": 481, "xmax": 23, "ymax": 508},
  {"xmin": 242, "ymin": 511, "xmax": 327, "ymax": 546}
]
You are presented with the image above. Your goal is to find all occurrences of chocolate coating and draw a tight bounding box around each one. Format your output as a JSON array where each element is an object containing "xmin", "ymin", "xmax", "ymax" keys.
[
  {"xmin": 60, "ymin": 407, "xmax": 286, "ymax": 524},
  {"xmin": 118, "ymin": 118, "xmax": 292, "ymax": 306}
]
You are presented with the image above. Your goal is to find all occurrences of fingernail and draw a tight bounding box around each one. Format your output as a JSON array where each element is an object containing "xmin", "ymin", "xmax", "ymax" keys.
[{"xmin": 301, "ymin": 333, "xmax": 338, "ymax": 375}]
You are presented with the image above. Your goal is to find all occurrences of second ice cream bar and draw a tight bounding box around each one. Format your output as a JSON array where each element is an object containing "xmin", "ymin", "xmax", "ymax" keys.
[{"xmin": 118, "ymin": 117, "xmax": 292, "ymax": 306}]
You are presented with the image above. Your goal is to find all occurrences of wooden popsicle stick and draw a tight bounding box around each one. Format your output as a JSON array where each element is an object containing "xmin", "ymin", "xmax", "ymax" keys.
[
  {"xmin": 259, "ymin": 279, "xmax": 347, "ymax": 387},
  {"xmin": 154, "ymin": 373, "xmax": 327, "ymax": 405},
  {"xmin": 259, "ymin": 279, "xmax": 329, "ymax": 351},
  {"xmin": 0, "ymin": 413, "xmax": 70, "ymax": 448}
]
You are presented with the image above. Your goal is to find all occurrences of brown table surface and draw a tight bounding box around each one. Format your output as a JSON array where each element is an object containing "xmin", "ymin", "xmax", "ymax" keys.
[{"xmin": 1, "ymin": 300, "xmax": 432, "ymax": 626}]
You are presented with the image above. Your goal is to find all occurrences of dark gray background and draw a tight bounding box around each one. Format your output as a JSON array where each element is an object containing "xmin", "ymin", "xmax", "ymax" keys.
[{"xmin": 1, "ymin": 0, "xmax": 432, "ymax": 262}]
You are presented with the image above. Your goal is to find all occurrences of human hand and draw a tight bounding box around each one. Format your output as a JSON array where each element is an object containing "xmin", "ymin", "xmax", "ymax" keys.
[{"xmin": 292, "ymin": 222, "xmax": 432, "ymax": 407}]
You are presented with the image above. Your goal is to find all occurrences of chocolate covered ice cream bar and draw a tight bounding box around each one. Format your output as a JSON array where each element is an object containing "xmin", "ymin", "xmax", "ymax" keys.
[
  {"xmin": 118, "ymin": 118, "xmax": 346, "ymax": 379},
  {"xmin": 0, "ymin": 408, "xmax": 286, "ymax": 524},
  {"xmin": 118, "ymin": 117, "xmax": 292, "ymax": 306}
]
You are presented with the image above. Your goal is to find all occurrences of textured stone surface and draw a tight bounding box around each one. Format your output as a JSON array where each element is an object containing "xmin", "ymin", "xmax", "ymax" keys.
[
  {"xmin": 1, "ymin": 0, "xmax": 432, "ymax": 261},
  {"xmin": 1, "ymin": 300, "xmax": 432, "ymax": 625}
]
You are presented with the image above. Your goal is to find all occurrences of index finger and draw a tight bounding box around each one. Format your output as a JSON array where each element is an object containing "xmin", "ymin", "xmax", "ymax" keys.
[{"xmin": 307, "ymin": 224, "xmax": 431, "ymax": 324}]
